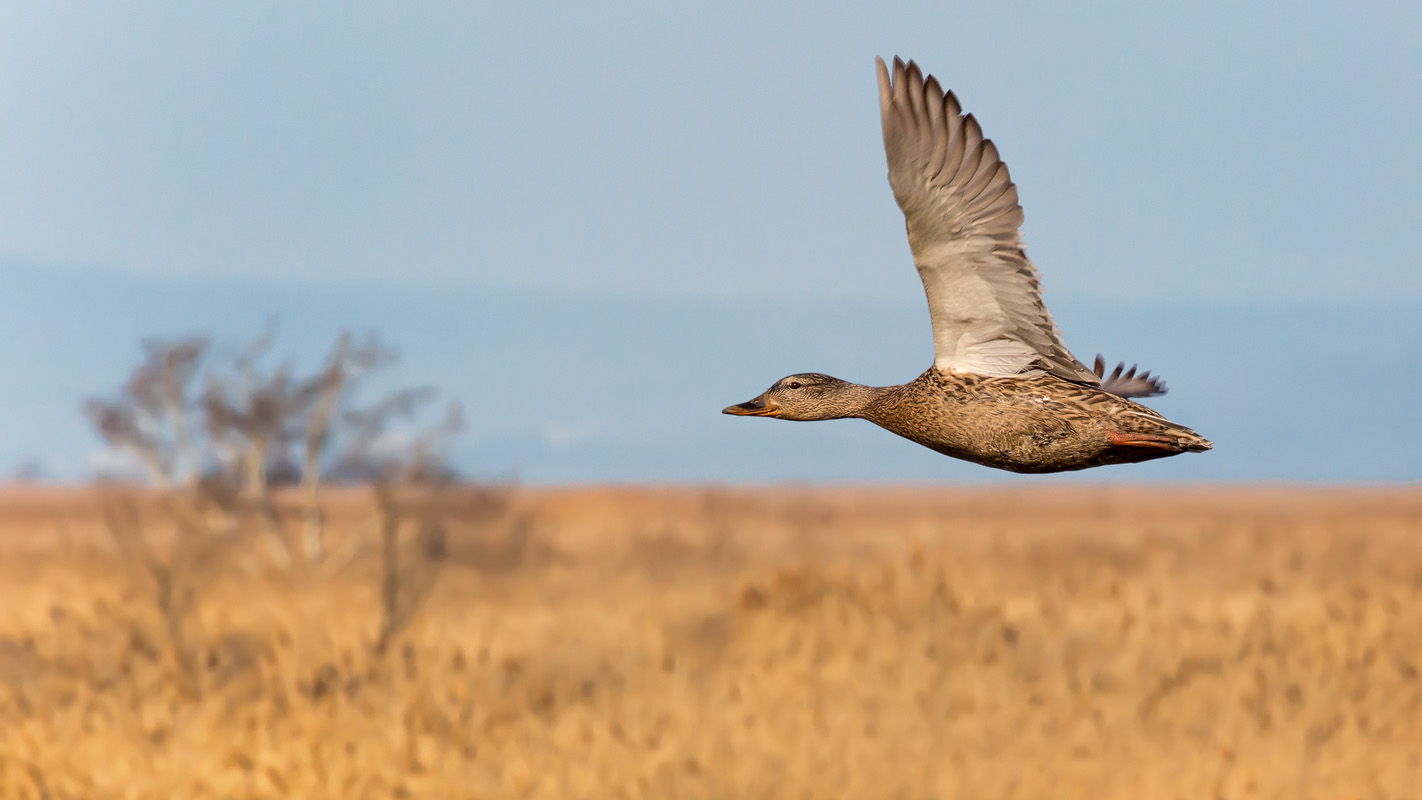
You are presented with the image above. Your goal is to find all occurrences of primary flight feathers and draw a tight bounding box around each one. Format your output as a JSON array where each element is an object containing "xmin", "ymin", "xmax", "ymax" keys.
[{"xmin": 877, "ymin": 56, "xmax": 1100, "ymax": 385}]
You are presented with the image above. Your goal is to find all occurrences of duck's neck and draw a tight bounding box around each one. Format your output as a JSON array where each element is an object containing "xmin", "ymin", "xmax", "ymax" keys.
[{"xmin": 821, "ymin": 382, "xmax": 895, "ymax": 420}]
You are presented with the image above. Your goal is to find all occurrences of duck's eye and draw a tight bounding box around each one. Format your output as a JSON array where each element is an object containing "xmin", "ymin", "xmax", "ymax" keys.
[{"xmin": 786, "ymin": 381, "xmax": 802, "ymax": 390}]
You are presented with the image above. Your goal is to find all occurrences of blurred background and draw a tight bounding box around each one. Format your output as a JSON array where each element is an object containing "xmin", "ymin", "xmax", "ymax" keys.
[
  {"xmin": 3, "ymin": 5, "xmax": 1421, "ymax": 798},
  {"xmin": 2, "ymin": 0, "xmax": 1418, "ymax": 484}
]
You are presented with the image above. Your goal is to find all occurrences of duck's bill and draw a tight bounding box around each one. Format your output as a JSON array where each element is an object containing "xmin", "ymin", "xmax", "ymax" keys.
[{"xmin": 722, "ymin": 396, "xmax": 780, "ymax": 417}]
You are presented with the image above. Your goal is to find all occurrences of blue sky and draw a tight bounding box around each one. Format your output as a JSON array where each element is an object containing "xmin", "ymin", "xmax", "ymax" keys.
[{"xmin": 1, "ymin": 2, "xmax": 1418, "ymax": 484}]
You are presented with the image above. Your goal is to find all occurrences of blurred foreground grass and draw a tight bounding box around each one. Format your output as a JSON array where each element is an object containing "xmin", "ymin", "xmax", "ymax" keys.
[{"xmin": 0, "ymin": 485, "xmax": 1419, "ymax": 799}]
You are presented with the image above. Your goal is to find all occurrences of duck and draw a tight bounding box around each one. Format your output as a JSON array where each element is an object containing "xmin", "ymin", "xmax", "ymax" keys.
[{"xmin": 722, "ymin": 56, "xmax": 1212, "ymax": 474}]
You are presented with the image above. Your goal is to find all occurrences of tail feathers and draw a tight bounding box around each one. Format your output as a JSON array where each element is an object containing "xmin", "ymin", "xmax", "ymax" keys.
[
  {"xmin": 1176, "ymin": 431, "xmax": 1214, "ymax": 453},
  {"xmin": 1094, "ymin": 354, "xmax": 1167, "ymax": 398},
  {"xmin": 1123, "ymin": 410, "xmax": 1213, "ymax": 452}
]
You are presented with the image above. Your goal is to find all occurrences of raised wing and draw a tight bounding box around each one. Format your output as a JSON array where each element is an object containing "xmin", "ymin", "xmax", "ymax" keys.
[{"xmin": 877, "ymin": 56, "xmax": 1098, "ymax": 384}]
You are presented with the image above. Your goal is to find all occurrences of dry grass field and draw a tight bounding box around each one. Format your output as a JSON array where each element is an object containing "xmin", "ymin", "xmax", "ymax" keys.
[{"xmin": 0, "ymin": 484, "xmax": 1419, "ymax": 799}]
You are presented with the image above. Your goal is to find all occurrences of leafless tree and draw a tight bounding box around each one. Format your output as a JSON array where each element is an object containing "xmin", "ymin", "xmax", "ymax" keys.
[
  {"xmin": 197, "ymin": 325, "xmax": 408, "ymax": 567},
  {"xmin": 85, "ymin": 335, "xmax": 211, "ymax": 488},
  {"xmin": 85, "ymin": 322, "xmax": 470, "ymax": 674}
]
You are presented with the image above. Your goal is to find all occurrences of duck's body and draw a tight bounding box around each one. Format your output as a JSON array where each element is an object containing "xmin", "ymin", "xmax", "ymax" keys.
[
  {"xmin": 723, "ymin": 57, "xmax": 1212, "ymax": 473},
  {"xmin": 866, "ymin": 370, "xmax": 1210, "ymax": 473},
  {"xmin": 727, "ymin": 368, "xmax": 1210, "ymax": 474}
]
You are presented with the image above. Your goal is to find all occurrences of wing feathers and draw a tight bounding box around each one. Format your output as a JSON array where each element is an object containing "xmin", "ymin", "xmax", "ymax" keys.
[
  {"xmin": 965, "ymin": 162, "xmax": 1013, "ymax": 221},
  {"xmin": 933, "ymin": 92, "xmax": 965, "ymax": 184},
  {"xmin": 1093, "ymin": 354, "xmax": 1168, "ymax": 398},
  {"xmin": 876, "ymin": 56, "xmax": 1099, "ymax": 385}
]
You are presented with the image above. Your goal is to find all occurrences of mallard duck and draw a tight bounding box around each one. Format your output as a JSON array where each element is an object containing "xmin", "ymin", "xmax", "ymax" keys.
[{"xmin": 723, "ymin": 56, "xmax": 1212, "ymax": 474}]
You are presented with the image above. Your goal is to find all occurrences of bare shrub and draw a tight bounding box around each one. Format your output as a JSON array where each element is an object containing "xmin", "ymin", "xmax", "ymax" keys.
[{"xmin": 84, "ymin": 322, "xmax": 471, "ymax": 671}]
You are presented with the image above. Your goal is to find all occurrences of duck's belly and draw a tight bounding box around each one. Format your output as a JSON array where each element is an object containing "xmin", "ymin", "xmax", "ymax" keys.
[
  {"xmin": 908, "ymin": 421, "xmax": 1106, "ymax": 473},
  {"xmin": 887, "ymin": 411, "xmax": 1106, "ymax": 473}
]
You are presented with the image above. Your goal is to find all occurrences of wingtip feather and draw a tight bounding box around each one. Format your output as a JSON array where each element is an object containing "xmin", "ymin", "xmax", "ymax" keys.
[{"xmin": 1092, "ymin": 353, "xmax": 1169, "ymax": 398}]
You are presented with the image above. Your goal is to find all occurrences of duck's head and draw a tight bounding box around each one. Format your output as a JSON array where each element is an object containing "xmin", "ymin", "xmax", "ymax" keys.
[{"xmin": 722, "ymin": 373, "xmax": 861, "ymax": 421}]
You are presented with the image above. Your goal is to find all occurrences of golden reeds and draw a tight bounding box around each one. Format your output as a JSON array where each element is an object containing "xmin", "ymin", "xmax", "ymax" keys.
[{"xmin": 0, "ymin": 485, "xmax": 1418, "ymax": 799}]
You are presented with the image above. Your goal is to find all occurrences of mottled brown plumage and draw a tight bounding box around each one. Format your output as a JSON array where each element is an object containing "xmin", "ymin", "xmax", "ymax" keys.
[
  {"xmin": 722, "ymin": 56, "xmax": 1212, "ymax": 474},
  {"xmin": 865, "ymin": 371, "xmax": 1209, "ymax": 473},
  {"xmin": 724, "ymin": 370, "xmax": 1210, "ymax": 474}
]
